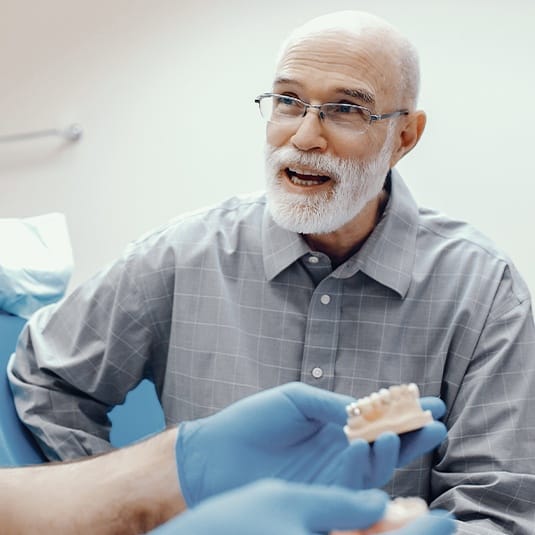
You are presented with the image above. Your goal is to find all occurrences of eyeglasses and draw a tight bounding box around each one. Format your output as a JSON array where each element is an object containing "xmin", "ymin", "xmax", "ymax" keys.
[{"xmin": 254, "ymin": 93, "xmax": 409, "ymax": 134}]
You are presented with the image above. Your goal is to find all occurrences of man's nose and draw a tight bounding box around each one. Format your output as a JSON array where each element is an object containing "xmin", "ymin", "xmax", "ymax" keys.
[{"xmin": 290, "ymin": 108, "xmax": 328, "ymax": 152}]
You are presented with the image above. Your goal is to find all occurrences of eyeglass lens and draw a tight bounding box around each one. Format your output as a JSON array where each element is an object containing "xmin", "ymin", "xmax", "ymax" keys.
[{"xmin": 259, "ymin": 95, "xmax": 372, "ymax": 132}]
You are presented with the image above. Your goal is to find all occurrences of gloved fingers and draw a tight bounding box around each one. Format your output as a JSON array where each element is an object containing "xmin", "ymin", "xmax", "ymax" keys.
[
  {"xmin": 332, "ymin": 438, "xmax": 371, "ymax": 489},
  {"xmin": 390, "ymin": 509, "xmax": 456, "ymax": 535},
  {"xmin": 281, "ymin": 382, "xmax": 355, "ymax": 426},
  {"xmin": 419, "ymin": 396, "xmax": 446, "ymax": 419},
  {"xmin": 296, "ymin": 486, "xmax": 388, "ymax": 532},
  {"xmin": 397, "ymin": 421, "xmax": 447, "ymax": 467},
  {"xmin": 333, "ymin": 433, "xmax": 399, "ymax": 490},
  {"xmin": 366, "ymin": 432, "xmax": 400, "ymax": 488}
]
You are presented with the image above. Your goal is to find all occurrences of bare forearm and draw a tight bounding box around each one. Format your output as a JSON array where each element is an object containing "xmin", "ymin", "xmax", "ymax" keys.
[{"xmin": 0, "ymin": 428, "xmax": 185, "ymax": 534}]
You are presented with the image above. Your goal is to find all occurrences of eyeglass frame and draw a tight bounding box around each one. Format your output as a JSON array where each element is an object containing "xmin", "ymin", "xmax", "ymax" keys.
[{"xmin": 254, "ymin": 92, "xmax": 409, "ymax": 132}]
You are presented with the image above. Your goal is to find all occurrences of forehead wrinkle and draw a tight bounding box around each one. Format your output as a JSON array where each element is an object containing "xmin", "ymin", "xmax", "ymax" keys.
[
  {"xmin": 273, "ymin": 75, "xmax": 303, "ymax": 87},
  {"xmin": 275, "ymin": 25, "xmax": 407, "ymax": 108},
  {"xmin": 275, "ymin": 42, "xmax": 384, "ymax": 98}
]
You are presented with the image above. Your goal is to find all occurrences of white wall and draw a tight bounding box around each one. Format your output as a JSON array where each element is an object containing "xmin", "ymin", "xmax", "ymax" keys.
[{"xmin": 1, "ymin": 0, "xmax": 534, "ymax": 296}]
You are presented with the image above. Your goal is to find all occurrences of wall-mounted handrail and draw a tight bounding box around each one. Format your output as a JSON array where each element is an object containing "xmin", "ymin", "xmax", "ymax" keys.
[{"xmin": 0, "ymin": 124, "xmax": 83, "ymax": 144}]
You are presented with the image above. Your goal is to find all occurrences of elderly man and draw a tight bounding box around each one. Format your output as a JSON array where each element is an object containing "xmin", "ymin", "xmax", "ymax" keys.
[{"xmin": 9, "ymin": 10, "xmax": 535, "ymax": 534}]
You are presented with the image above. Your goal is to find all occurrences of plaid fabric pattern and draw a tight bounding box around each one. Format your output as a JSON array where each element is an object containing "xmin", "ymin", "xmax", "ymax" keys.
[{"xmin": 9, "ymin": 170, "xmax": 535, "ymax": 533}]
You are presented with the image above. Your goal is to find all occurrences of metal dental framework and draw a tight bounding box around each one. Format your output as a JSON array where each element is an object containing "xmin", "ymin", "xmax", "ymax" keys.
[{"xmin": 344, "ymin": 383, "xmax": 433, "ymax": 443}]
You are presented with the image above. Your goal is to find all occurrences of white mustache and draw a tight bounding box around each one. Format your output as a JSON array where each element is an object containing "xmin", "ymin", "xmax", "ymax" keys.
[{"xmin": 266, "ymin": 146, "xmax": 355, "ymax": 182}]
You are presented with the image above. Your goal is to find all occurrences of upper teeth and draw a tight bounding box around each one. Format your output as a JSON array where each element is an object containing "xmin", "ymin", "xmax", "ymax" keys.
[{"xmin": 288, "ymin": 167, "xmax": 322, "ymax": 177}]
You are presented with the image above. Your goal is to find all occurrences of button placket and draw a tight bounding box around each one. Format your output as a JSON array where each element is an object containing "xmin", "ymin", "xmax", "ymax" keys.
[{"xmin": 299, "ymin": 278, "xmax": 341, "ymax": 389}]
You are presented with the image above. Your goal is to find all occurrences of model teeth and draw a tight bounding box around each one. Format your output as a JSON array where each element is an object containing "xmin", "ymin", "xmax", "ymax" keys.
[
  {"xmin": 379, "ymin": 388, "xmax": 391, "ymax": 403},
  {"xmin": 343, "ymin": 383, "xmax": 433, "ymax": 443},
  {"xmin": 353, "ymin": 383, "xmax": 419, "ymax": 412}
]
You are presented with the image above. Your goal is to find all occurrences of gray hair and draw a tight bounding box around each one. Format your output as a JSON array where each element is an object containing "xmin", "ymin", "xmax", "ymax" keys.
[{"xmin": 396, "ymin": 36, "xmax": 420, "ymax": 109}]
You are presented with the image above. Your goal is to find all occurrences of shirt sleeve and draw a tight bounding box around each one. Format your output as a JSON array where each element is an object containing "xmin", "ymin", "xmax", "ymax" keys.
[
  {"xmin": 8, "ymin": 237, "xmax": 174, "ymax": 461},
  {"xmin": 429, "ymin": 265, "xmax": 535, "ymax": 534}
]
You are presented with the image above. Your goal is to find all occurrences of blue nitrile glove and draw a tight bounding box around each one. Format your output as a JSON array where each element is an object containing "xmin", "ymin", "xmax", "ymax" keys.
[
  {"xmin": 176, "ymin": 382, "xmax": 447, "ymax": 506},
  {"xmin": 150, "ymin": 480, "xmax": 389, "ymax": 535}
]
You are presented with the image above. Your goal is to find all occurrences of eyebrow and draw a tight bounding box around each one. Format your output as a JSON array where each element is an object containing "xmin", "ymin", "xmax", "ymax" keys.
[
  {"xmin": 272, "ymin": 77, "xmax": 375, "ymax": 106},
  {"xmin": 339, "ymin": 88, "xmax": 375, "ymax": 106}
]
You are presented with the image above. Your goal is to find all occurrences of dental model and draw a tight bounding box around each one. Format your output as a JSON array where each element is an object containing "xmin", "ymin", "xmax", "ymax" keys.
[
  {"xmin": 331, "ymin": 496, "xmax": 428, "ymax": 535},
  {"xmin": 344, "ymin": 383, "xmax": 432, "ymax": 443}
]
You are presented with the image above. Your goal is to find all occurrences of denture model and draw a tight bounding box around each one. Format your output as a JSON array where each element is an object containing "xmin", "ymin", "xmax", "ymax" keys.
[
  {"xmin": 331, "ymin": 496, "xmax": 428, "ymax": 535},
  {"xmin": 344, "ymin": 383, "xmax": 433, "ymax": 443}
]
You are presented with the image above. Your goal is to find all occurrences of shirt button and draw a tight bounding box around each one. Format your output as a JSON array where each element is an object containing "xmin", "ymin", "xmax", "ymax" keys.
[
  {"xmin": 308, "ymin": 255, "xmax": 319, "ymax": 264},
  {"xmin": 320, "ymin": 294, "xmax": 331, "ymax": 305},
  {"xmin": 311, "ymin": 367, "xmax": 324, "ymax": 379}
]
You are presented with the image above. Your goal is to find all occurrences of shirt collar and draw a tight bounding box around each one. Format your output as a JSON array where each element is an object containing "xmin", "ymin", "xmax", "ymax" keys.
[
  {"xmin": 262, "ymin": 207, "xmax": 310, "ymax": 281},
  {"xmin": 262, "ymin": 169, "xmax": 419, "ymax": 297},
  {"xmin": 339, "ymin": 169, "xmax": 419, "ymax": 298}
]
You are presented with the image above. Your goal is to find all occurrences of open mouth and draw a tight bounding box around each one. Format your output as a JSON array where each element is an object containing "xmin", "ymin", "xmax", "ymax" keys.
[{"xmin": 285, "ymin": 167, "xmax": 331, "ymax": 187}]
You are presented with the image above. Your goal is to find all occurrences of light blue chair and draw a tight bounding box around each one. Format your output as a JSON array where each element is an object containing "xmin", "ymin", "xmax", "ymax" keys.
[
  {"xmin": 0, "ymin": 311, "xmax": 44, "ymax": 465},
  {"xmin": 0, "ymin": 310, "xmax": 165, "ymax": 466}
]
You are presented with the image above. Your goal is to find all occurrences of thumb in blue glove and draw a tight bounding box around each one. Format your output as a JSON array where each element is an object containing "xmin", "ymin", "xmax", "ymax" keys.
[
  {"xmin": 150, "ymin": 480, "xmax": 389, "ymax": 535},
  {"xmin": 176, "ymin": 382, "xmax": 447, "ymax": 506}
]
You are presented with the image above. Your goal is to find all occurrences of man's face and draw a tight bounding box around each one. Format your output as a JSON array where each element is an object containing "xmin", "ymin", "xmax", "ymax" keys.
[{"xmin": 265, "ymin": 31, "xmax": 401, "ymax": 234}]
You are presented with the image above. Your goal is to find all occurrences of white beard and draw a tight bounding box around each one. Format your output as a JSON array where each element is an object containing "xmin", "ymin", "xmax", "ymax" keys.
[{"xmin": 264, "ymin": 129, "xmax": 395, "ymax": 234}]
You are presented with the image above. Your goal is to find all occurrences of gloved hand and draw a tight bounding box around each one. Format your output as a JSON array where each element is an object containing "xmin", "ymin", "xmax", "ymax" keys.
[
  {"xmin": 150, "ymin": 480, "xmax": 389, "ymax": 535},
  {"xmin": 176, "ymin": 382, "xmax": 447, "ymax": 506}
]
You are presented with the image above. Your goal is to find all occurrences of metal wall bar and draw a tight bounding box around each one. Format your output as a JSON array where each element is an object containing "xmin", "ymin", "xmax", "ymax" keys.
[{"xmin": 0, "ymin": 124, "xmax": 83, "ymax": 144}]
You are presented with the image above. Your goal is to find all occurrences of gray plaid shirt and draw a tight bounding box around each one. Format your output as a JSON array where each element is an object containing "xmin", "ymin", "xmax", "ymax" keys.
[{"xmin": 9, "ymin": 170, "xmax": 535, "ymax": 533}]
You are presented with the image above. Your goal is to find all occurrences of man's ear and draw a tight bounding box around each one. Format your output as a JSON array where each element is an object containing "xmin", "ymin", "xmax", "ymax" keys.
[{"xmin": 389, "ymin": 110, "xmax": 426, "ymax": 168}]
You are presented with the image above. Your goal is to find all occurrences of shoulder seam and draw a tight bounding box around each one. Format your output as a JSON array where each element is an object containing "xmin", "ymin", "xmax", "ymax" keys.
[{"xmin": 417, "ymin": 218, "xmax": 509, "ymax": 264}]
